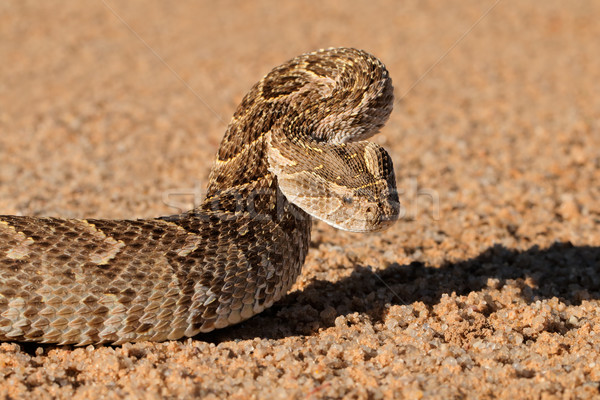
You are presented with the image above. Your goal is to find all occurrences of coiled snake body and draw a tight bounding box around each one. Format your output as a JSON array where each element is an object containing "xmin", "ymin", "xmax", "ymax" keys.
[{"xmin": 0, "ymin": 48, "xmax": 398, "ymax": 345}]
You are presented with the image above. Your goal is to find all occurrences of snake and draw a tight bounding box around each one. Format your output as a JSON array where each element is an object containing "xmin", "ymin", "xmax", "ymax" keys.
[{"xmin": 0, "ymin": 48, "xmax": 398, "ymax": 345}]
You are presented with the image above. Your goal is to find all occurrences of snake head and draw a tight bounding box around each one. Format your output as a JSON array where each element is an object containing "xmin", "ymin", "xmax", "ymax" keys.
[
  {"xmin": 261, "ymin": 48, "xmax": 399, "ymax": 233},
  {"xmin": 268, "ymin": 136, "xmax": 400, "ymax": 233}
]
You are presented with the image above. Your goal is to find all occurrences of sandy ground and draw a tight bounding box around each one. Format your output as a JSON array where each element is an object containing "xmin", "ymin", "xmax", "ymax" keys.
[{"xmin": 1, "ymin": 0, "xmax": 599, "ymax": 398}]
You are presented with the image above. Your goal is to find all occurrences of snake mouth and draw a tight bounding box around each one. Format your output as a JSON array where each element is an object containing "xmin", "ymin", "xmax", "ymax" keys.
[
  {"xmin": 320, "ymin": 197, "xmax": 400, "ymax": 233},
  {"xmin": 365, "ymin": 202, "xmax": 401, "ymax": 232}
]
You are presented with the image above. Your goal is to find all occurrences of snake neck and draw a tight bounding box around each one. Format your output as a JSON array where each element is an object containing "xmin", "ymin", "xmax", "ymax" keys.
[
  {"xmin": 200, "ymin": 73, "xmax": 290, "ymax": 218},
  {"xmin": 195, "ymin": 122, "xmax": 310, "ymax": 238}
]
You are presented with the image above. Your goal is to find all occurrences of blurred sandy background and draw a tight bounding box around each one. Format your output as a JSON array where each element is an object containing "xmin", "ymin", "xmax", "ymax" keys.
[{"xmin": 0, "ymin": 1, "xmax": 599, "ymax": 398}]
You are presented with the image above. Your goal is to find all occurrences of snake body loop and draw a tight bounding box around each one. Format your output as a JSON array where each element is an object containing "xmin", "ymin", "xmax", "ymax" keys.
[{"xmin": 0, "ymin": 48, "xmax": 398, "ymax": 345}]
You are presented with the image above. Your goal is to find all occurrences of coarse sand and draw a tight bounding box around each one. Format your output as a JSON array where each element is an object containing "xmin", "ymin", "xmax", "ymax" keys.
[{"xmin": 0, "ymin": 1, "xmax": 599, "ymax": 398}]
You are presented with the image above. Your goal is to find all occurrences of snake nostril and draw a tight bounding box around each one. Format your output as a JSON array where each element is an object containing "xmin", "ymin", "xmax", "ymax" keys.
[{"xmin": 342, "ymin": 196, "xmax": 353, "ymax": 204}]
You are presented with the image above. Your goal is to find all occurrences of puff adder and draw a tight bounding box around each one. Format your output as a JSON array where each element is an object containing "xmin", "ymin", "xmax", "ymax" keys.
[{"xmin": 0, "ymin": 48, "xmax": 399, "ymax": 345}]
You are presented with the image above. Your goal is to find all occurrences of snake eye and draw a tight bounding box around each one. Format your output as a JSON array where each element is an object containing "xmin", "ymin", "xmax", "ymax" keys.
[{"xmin": 342, "ymin": 196, "xmax": 353, "ymax": 204}]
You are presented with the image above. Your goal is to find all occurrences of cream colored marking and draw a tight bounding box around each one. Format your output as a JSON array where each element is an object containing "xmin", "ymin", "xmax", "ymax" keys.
[
  {"xmin": 0, "ymin": 220, "xmax": 34, "ymax": 260},
  {"xmin": 306, "ymin": 145, "xmax": 323, "ymax": 153},
  {"xmin": 215, "ymin": 133, "xmax": 265, "ymax": 164},
  {"xmin": 80, "ymin": 220, "xmax": 126, "ymax": 265},
  {"xmin": 268, "ymin": 145, "xmax": 298, "ymax": 167},
  {"xmin": 176, "ymin": 232, "xmax": 203, "ymax": 257},
  {"xmin": 364, "ymin": 143, "xmax": 381, "ymax": 178},
  {"xmin": 2, "ymin": 307, "xmax": 19, "ymax": 320},
  {"xmin": 266, "ymin": 132, "xmax": 298, "ymax": 168},
  {"xmin": 8, "ymin": 298, "xmax": 26, "ymax": 309},
  {"xmin": 313, "ymin": 164, "xmax": 324, "ymax": 170},
  {"xmin": 98, "ymin": 293, "xmax": 119, "ymax": 306}
]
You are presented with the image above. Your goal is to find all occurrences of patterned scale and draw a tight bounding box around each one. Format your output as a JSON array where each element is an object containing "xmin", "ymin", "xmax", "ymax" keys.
[{"xmin": 0, "ymin": 48, "xmax": 397, "ymax": 344}]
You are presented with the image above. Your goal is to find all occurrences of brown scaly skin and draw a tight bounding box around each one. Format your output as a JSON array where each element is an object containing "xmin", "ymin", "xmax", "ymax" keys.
[{"xmin": 0, "ymin": 48, "xmax": 397, "ymax": 345}]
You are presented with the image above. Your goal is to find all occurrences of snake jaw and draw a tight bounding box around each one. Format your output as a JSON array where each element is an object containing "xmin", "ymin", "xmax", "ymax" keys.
[
  {"xmin": 271, "ymin": 168, "xmax": 400, "ymax": 233},
  {"xmin": 267, "ymin": 128, "xmax": 400, "ymax": 233}
]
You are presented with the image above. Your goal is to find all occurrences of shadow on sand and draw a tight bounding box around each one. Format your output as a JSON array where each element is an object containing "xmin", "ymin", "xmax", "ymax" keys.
[{"xmin": 204, "ymin": 241, "xmax": 600, "ymax": 342}]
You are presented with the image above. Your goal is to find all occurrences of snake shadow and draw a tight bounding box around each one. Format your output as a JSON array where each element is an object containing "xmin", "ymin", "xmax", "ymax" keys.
[{"xmin": 204, "ymin": 241, "xmax": 600, "ymax": 342}]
